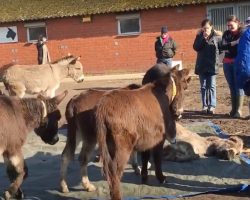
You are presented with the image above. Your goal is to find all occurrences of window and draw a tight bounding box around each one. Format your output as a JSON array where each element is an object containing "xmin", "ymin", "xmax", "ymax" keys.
[
  {"xmin": 116, "ymin": 13, "xmax": 141, "ymax": 35},
  {"xmin": 207, "ymin": 2, "xmax": 250, "ymax": 31},
  {"xmin": 24, "ymin": 22, "xmax": 47, "ymax": 42}
]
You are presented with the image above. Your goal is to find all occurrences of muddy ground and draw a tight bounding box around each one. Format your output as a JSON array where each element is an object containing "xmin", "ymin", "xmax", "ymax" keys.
[{"xmin": 0, "ymin": 70, "xmax": 249, "ymax": 199}]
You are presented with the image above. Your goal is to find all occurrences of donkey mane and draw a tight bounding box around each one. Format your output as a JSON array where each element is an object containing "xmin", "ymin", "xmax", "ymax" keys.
[
  {"xmin": 20, "ymin": 98, "xmax": 43, "ymax": 124},
  {"xmin": 51, "ymin": 55, "xmax": 75, "ymax": 64}
]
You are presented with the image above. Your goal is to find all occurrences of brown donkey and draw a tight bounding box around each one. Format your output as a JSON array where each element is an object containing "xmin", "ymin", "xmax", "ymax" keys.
[
  {"xmin": 60, "ymin": 84, "xmax": 141, "ymax": 193},
  {"xmin": 96, "ymin": 68, "xmax": 190, "ymax": 200},
  {"xmin": 0, "ymin": 91, "xmax": 67, "ymax": 200}
]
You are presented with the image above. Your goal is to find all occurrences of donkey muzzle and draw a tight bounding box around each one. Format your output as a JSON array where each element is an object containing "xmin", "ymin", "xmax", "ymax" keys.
[
  {"xmin": 170, "ymin": 138, "xmax": 177, "ymax": 145},
  {"xmin": 47, "ymin": 135, "xmax": 59, "ymax": 145}
]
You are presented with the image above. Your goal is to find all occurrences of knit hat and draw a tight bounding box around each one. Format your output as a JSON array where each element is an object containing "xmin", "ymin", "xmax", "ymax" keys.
[{"xmin": 161, "ymin": 26, "xmax": 168, "ymax": 34}]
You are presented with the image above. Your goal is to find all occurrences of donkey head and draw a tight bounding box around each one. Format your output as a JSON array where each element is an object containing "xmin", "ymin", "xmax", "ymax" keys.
[
  {"xmin": 168, "ymin": 66, "xmax": 191, "ymax": 120},
  {"xmin": 67, "ymin": 56, "xmax": 84, "ymax": 83},
  {"xmin": 35, "ymin": 90, "xmax": 68, "ymax": 145}
]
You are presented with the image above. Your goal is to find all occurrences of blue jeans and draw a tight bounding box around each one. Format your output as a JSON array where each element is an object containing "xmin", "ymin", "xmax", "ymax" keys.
[
  {"xmin": 157, "ymin": 58, "xmax": 172, "ymax": 66},
  {"xmin": 223, "ymin": 63, "xmax": 244, "ymax": 96},
  {"xmin": 199, "ymin": 74, "xmax": 216, "ymax": 108}
]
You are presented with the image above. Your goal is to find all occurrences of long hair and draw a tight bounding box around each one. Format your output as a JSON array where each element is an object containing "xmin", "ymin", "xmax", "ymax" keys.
[
  {"xmin": 226, "ymin": 15, "xmax": 243, "ymax": 29},
  {"xmin": 201, "ymin": 19, "xmax": 213, "ymax": 27}
]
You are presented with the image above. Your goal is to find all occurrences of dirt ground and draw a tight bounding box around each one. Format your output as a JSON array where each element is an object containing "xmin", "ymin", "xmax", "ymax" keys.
[
  {"xmin": 0, "ymin": 70, "xmax": 249, "ymax": 200},
  {"xmin": 54, "ymin": 72, "xmax": 250, "ymax": 200}
]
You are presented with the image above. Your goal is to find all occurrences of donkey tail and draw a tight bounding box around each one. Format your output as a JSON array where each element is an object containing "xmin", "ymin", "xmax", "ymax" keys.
[
  {"xmin": 63, "ymin": 98, "xmax": 78, "ymax": 160},
  {"xmin": 96, "ymin": 112, "xmax": 117, "ymax": 185}
]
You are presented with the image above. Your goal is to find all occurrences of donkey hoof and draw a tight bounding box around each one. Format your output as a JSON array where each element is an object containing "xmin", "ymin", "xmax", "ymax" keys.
[
  {"xmin": 83, "ymin": 182, "xmax": 96, "ymax": 192},
  {"xmin": 60, "ymin": 186, "xmax": 69, "ymax": 193},
  {"xmin": 133, "ymin": 166, "xmax": 141, "ymax": 175},
  {"xmin": 86, "ymin": 184, "xmax": 96, "ymax": 192},
  {"xmin": 158, "ymin": 176, "xmax": 167, "ymax": 184},
  {"xmin": 4, "ymin": 191, "xmax": 11, "ymax": 200}
]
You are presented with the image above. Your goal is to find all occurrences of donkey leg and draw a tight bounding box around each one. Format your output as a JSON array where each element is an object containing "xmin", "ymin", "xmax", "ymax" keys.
[
  {"xmin": 78, "ymin": 141, "xmax": 97, "ymax": 192},
  {"xmin": 60, "ymin": 142, "xmax": 75, "ymax": 193},
  {"xmin": 153, "ymin": 142, "xmax": 166, "ymax": 183},
  {"xmin": 130, "ymin": 151, "xmax": 141, "ymax": 175},
  {"xmin": 60, "ymin": 119, "xmax": 80, "ymax": 193},
  {"xmin": 141, "ymin": 150, "xmax": 150, "ymax": 184},
  {"xmin": 109, "ymin": 147, "xmax": 132, "ymax": 200},
  {"xmin": 3, "ymin": 152, "xmax": 25, "ymax": 200}
]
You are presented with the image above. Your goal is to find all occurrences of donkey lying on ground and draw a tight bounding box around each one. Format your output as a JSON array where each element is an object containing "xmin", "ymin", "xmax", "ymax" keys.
[
  {"xmin": 96, "ymin": 68, "xmax": 190, "ymax": 200},
  {"xmin": 0, "ymin": 91, "xmax": 67, "ymax": 200},
  {"xmin": 163, "ymin": 123, "xmax": 244, "ymax": 161},
  {"xmin": 60, "ymin": 84, "xmax": 141, "ymax": 193},
  {"xmin": 2, "ymin": 55, "xmax": 84, "ymax": 98}
]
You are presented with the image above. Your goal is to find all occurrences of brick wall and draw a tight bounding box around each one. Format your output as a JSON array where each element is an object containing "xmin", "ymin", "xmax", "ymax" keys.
[{"xmin": 0, "ymin": 5, "xmax": 206, "ymax": 74}]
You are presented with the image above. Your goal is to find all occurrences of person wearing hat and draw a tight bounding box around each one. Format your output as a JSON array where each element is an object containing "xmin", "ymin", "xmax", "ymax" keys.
[
  {"xmin": 36, "ymin": 35, "xmax": 51, "ymax": 65},
  {"xmin": 155, "ymin": 26, "xmax": 177, "ymax": 66},
  {"xmin": 235, "ymin": 16, "xmax": 250, "ymax": 119}
]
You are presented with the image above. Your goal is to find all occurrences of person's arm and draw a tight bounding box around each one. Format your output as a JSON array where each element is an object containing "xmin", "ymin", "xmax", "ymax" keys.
[
  {"xmin": 172, "ymin": 39, "xmax": 177, "ymax": 52},
  {"xmin": 155, "ymin": 40, "xmax": 162, "ymax": 53},
  {"xmin": 193, "ymin": 33, "xmax": 206, "ymax": 52},
  {"xmin": 218, "ymin": 31, "xmax": 236, "ymax": 50}
]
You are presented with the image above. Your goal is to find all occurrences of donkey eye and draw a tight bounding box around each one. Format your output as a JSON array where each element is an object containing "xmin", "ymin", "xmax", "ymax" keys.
[{"xmin": 75, "ymin": 67, "xmax": 81, "ymax": 70}]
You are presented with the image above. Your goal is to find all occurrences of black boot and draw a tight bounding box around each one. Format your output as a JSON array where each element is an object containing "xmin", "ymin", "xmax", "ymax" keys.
[
  {"xmin": 229, "ymin": 95, "xmax": 236, "ymax": 117},
  {"xmin": 233, "ymin": 96, "xmax": 244, "ymax": 118}
]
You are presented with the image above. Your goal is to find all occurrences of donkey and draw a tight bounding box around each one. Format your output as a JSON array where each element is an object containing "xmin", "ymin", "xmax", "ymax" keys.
[
  {"xmin": 2, "ymin": 55, "xmax": 84, "ymax": 98},
  {"xmin": 60, "ymin": 84, "xmax": 142, "ymax": 193},
  {"xmin": 96, "ymin": 68, "xmax": 190, "ymax": 200},
  {"xmin": 0, "ymin": 90, "xmax": 67, "ymax": 200},
  {"xmin": 163, "ymin": 123, "xmax": 244, "ymax": 162}
]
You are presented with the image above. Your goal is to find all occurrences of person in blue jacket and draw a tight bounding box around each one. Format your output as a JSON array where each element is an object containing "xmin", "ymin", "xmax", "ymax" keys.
[{"xmin": 235, "ymin": 17, "xmax": 250, "ymax": 119}]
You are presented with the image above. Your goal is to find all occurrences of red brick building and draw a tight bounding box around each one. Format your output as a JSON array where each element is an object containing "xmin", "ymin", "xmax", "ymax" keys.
[{"xmin": 0, "ymin": 0, "xmax": 249, "ymax": 74}]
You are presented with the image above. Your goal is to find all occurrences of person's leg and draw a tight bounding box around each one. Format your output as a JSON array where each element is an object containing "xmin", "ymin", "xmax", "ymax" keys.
[
  {"xmin": 233, "ymin": 64, "xmax": 245, "ymax": 118},
  {"xmin": 223, "ymin": 63, "xmax": 237, "ymax": 116},
  {"xmin": 207, "ymin": 75, "xmax": 217, "ymax": 114},
  {"xmin": 199, "ymin": 74, "xmax": 208, "ymax": 113}
]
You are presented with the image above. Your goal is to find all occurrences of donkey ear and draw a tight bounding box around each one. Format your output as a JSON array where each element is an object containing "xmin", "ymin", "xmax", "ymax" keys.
[
  {"xmin": 186, "ymin": 76, "xmax": 192, "ymax": 83},
  {"xmin": 69, "ymin": 58, "xmax": 77, "ymax": 64},
  {"xmin": 54, "ymin": 90, "xmax": 68, "ymax": 105},
  {"xmin": 77, "ymin": 56, "xmax": 81, "ymax": 61},
  {"xmin": 170, "ymin": 64, "xmax": 179, "ymax": 74},
  {"xmin": 181, "ymin": 68, "xmax": 190, "ymax": 77}
]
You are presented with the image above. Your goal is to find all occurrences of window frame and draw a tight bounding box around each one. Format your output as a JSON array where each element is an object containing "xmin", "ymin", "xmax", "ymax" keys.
[
  {"xmin": 116, "ymin": 13, "xmax": 141, "ymax": 36},
  {"xmin": 24, "ymin": 22, "xmax": 48, "ymax": 43}
]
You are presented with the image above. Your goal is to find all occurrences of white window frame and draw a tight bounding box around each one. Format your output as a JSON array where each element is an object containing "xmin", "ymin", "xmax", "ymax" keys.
[
  {"xmin": 116, "ymin": 13, "xmax": 141, "ymax": 36},
  {"xmin": 24, "ymin": 22, "xmax": 47, "ymax": 43}
]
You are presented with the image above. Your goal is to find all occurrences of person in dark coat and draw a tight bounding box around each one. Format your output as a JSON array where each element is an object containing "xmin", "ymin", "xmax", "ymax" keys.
[
  {"xmin": 155, "ymin": 26, "xmax": 177, "ymax": 66},
  {"xmin": 235, "ymin": 17, "xmax": 250, "ymax": 119},
  {"xmin": 36, "ymin": 35, "xmax": 51, "ymax": 65},
  {"xmin": 219, "ymin": 15, "xmax": 245, "ymax": 118},
  {"xmin": 193, "ymin": 19, "xmax": 221, "ymax": 114}
]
